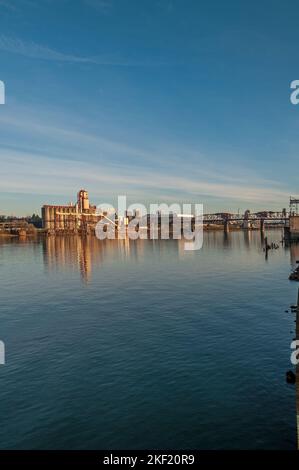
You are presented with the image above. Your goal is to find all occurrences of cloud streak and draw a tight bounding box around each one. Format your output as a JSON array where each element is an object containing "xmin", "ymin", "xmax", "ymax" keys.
[
  {"xmin": 0, "ymin": 146, "xmax": 291, "ymax": 209},
  {"xmin": 0, "ymin": 107, "xmax": 283, "ymax": 190},
  {"xmin": 0, "ymin": 35, "xmax": 94, "ymax": 63},
  {"xmin": 0, "ymin": 104, "xmax": 294, "ymax": 213},
  {"xmin": 0, "ymin": 35, "xmax": 173, "ymax": 66}
]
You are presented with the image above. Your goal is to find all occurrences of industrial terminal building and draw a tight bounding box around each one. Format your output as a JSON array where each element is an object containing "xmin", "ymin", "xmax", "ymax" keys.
[{"xmin": 42, "ymin": 189, "xmax": 103, "ymax": 233}]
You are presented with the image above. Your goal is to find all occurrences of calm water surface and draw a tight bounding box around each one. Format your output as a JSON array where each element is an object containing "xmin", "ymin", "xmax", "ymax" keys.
[{"xmin": 0, "ymin": 230, "xmax": 298, "ymax": 449}]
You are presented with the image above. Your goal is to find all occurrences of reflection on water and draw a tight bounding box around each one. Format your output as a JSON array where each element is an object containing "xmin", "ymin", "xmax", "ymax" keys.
[
  {"xmin": 0, "ymin": 229, "xmax": 298, "ymax": 449},
  {"xmin": 290, "ymin": 242, "xmax": 299, "ymax": 269},
  {"xmin": 42, "ymin": 235, "xmax": 187, "ymax": 282},
  {"xmin": 40, "ymin": 229, "xmax": 291, "ymax": 283}
]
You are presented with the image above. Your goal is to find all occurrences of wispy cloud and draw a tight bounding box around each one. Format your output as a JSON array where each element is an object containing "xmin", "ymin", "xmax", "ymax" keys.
[
  {"xmin": 0, "ymin": 35, "xmax": 173, "ymax": 66},
  {"xmin": 0, "ymin": 105, "xmax": 292, "ymax": 210},
  {"xmin": 0, "ymin": 35, "xmax": 93, "ymax": 63},
  {"xmin": 0, "ymin": 34, "xmax": 181, "ymax": 67},
  {"xmin": 0, "ymin": 107, "xmax": 282, "ymax": 189},
  {"xmin": 0, "ymin": 147, "xmax": 291, "ymax": 207}
]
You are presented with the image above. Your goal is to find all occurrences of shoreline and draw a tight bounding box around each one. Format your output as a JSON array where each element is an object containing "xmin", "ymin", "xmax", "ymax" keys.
[{"xmin": 0, "ymin": 225, "xmax": 285, "ymax": 240}]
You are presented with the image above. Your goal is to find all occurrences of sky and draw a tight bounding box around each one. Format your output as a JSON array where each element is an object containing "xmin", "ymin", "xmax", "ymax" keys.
[{"xmin": 0, "ymin": 0, "xmax": 298, "ymax": 216}]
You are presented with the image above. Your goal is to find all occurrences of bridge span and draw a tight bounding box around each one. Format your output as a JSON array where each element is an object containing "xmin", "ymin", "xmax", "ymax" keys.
[{"xmin": 202, "ymin": 211, "xmax": 288, "ymax": 231}]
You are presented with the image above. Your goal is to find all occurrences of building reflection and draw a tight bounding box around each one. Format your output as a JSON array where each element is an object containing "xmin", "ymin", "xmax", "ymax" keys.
[
  {"xmin": 42, "ymin": 235, "xmax": 182, "ymax": 282},
  {"xmin": 40, "ymin": 229, "xmax": 296, "ymax": 282},
  {"xmin": 289, "ymin": 242, "xmax": 299, "ymax": 269},
  {"xmin": 43, "ymin": 236, "xmax": 95, "ymax": 282}
]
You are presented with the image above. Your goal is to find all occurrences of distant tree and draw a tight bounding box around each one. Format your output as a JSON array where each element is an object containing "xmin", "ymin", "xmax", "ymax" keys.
[{"xmin": 29, "ymin": 213, "xmax": 42, "ymax": 228}]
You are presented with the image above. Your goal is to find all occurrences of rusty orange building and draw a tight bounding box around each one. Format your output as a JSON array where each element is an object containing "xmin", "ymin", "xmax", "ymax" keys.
[{"xmin": 42, "ymin": 189, "xmax": 102, "ymax": 233}]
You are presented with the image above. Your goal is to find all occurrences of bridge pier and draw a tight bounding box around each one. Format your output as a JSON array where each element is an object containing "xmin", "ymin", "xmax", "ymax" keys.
[
  {"xmin": 243, "ymin": 219, "xmax": 251, "ymax": 230},
  {"xmin": 224, "ymin": 219, "xmax": 230, "ymax": 233},
  {"xmin": 260, "ymin": 218, "xmax": 265, "ymax": 232}
]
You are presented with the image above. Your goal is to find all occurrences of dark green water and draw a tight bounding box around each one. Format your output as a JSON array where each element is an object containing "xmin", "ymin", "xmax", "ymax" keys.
[{"xmin": 0, "ymin": 230, "xmax": 298, "ymax": 449}]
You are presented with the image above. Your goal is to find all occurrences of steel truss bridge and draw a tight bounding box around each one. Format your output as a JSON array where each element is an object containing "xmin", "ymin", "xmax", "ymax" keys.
[{"xmin": 202, "ymin": 212, "xmax": 288, "ymax": 224}]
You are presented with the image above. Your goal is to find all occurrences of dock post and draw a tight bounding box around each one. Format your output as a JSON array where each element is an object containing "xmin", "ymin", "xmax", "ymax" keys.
[{"xmin": 264, "ymin": 236, "xmax": 268, "ymax": 251}]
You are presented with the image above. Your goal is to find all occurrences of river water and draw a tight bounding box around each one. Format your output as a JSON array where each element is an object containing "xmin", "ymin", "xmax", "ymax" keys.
[{"xmin": 0, "ymin": 229, "xmax": 298, "ymax": 449}]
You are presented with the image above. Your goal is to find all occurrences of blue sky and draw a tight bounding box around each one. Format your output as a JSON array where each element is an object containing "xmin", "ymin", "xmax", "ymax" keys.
[{"xmin": 0, "ymin": 0, "xmax": 298, "ymax": 215}]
